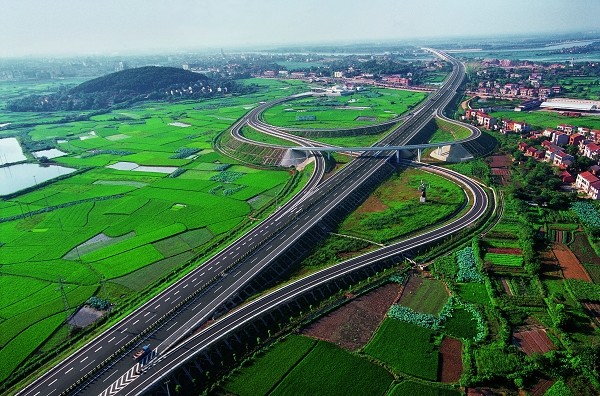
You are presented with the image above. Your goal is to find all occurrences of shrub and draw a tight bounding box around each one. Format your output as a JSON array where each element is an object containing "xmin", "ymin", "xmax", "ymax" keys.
[{"xmin": 456, "ymin": 247, "xmax": 484, "ymax": 283}]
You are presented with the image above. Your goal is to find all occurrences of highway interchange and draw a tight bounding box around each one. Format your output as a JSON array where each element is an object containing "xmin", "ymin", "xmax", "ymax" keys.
[{"xmin": 18, "ymin": 48, "xmax": 492, "ymax": 396}]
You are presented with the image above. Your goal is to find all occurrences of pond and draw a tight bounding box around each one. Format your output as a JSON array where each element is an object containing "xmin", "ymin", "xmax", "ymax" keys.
[
  {"xmin": 0, "ymin": 137, "xmax": 27, "ymax": 165},
  {"xmin": 32, "ymin": 148, "xmax": 68, "ymax": 159},
  {"xmin": 0, "ymin": 163, "xmax": 76, "ymax": 195}
]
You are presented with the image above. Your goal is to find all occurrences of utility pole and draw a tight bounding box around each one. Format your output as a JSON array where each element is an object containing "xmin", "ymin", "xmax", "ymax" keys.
[{"xmin": 56, "ymin": 277, "xmax": 71, "ymax": 318}]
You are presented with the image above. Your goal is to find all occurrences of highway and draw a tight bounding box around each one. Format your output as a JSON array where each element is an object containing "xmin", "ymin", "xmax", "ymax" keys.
[
  {"xmin": 17, "ymin": 48, "xmax": 485, "ymax": 396},
  {"xmin": 122, "ymin": 159, "xmax": 489, "ymax": 396}
]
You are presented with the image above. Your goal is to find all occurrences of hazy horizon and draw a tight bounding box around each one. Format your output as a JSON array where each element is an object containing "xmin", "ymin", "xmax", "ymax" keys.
[{"xmin": 1, "ymin": 0, "xmax": 599, "ymax": 58}]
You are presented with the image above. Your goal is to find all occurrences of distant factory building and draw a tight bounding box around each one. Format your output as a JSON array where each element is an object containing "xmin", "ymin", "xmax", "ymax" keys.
[{"xmin": 540, "ymin": 98, "xmax": 599, "ymax": 112}]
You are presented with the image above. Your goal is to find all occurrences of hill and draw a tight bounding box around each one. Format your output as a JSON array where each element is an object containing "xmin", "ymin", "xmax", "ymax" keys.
[
  {"xmin": 70, "ymin": 66, "xmax": 209, "ymax": 95},
  {"xmin": 7, "ymin": 66, "xmax": 251, "ymax": 112}
]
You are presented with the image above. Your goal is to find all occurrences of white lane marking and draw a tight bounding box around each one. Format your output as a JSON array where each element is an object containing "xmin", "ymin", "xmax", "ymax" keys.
[
  {"xmin": 144, "ymin": 312, "xmax": 150, "ymax": 317},
  {"xmin": 173, "ymin": 295, "xmax": 181, "ymax": 302},
  {"xmin": 48, "ymin": 379, "xmax": 58, "ymax": 386},
  {"xmin": 199, "ymin": 271, "xmax": 205, "ymax": 276},
  {"xmin": 116, "ymin": 336, "xmax": 127, "ymax": 344},
  {"xmin": 132, "ymin": 319, "xmax": 139, "ymax": 325},
  {"xmin": 94, "ymin": 346, "xmax": 103, "ymax": 352},
  {"xmin": 33, "ymin": 392, "xmax": 41, "ymax": 396},
  {"xmin": 215, "ymin": 285, "xmax": 223, "ymax": 292},
  {"xmin": 154, "ymin": 304, "xmax": 160, "ymax": 309},
  {"xmin": 233, "ymin": 271, "xmax": 241, "ymax": 277},
  {"xmin": 165, "ymin": 297, "xmax": 170, "ymax": 302},
  {"xmin": 64, "ymin": 367, "xmax": 74, "ymax": 374},
  {"xmin": 80, "ymin": 360, "xmax": 94, "ymax": 371},
  {"xmin": 165, "ymin": 321, "xmax": 178, "ymax": 332},
  {"xmin": 183, "ymin": 284, "xmax": 188, "ymax": 289},
  {"xmin": 192, "ymin": 277, "xmax": 197, "ymax": 282},
  {"xmin": 174, "ymin": 290, "xmax": 180, "ymax": 295},
  {"xmin": 120, "ymin": 327, "xmax": 128, "ymax": 333},
  {"xmin": 108, "ymin": 336, "xmax": 115, "ymax": 342},
  {"xmin": 103, "ymin": 369, "xmax": 119, "ymax": 382},
  {"xmin": 80, "ymin": 356, "xmax": 88, "ymax": 363}
]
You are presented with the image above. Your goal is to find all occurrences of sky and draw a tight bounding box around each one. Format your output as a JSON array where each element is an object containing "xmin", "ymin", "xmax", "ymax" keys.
[{"xmin": 0, "ymin": 0, "xmax": 598, "ymax": 57}]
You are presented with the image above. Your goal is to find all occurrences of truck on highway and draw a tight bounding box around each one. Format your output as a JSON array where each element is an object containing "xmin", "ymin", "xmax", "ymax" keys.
[{"xmin": 133, "ymin": 345, "xmax": 151, "ymax": 360}]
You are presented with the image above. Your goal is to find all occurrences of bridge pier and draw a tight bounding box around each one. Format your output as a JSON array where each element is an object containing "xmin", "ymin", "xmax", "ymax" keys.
[
  {"xmin": 395, "ymin": 150, "xmax": 400, "ymax": 163},
  {"xmin": 417, "ymin": 148, "xmax": 422, "ymax": 162}
]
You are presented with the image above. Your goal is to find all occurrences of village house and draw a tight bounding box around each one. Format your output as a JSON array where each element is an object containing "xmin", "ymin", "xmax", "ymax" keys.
[
  {"xmin": 502, "ymin": 119, "xmax": 530, "ymax": 133},
  {"xmin": 553, "ymin": 151, "xmax": 574, "ymax": 168},
  {"xmin": 545, "ymin": 146, "xmax": 564, "ymax": 162},
  {"xmin": 590, "ymin": 165, "xmax": 600, "ymax": 177},
  {"xmin": 583, "ymin": 142, "xmax": 600, "ymax": 160},
  {"xmin": 576, "ymin": 171, "xmax": 600, "ymax": 193},
  {"xmin": 518, "ymin": 142, "xmax": 529, "ymax": 152},
  {"xmin": 557, "ymin": 124, "xmax": 575, "ymax": 134},
  {"xmin": 559, "ymin": 170, "xmax": 576, "ymax": 183},
  {"xmin": 569, "ymin": 133, "xmax": 585, "ymax": 147},
  {"xmin": 551, "ymin": 131, "xmax": 569, "ymax": 146},
  {"xmin": 465, "ymin": 110, "xmax": 496, "ymax": 129},
  {"xmin": 589, "ymin": 181, "xmax": 600, "ymax": 200}
]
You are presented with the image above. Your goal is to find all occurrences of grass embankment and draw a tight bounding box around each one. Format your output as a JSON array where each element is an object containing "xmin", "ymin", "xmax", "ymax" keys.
[{"xmin": 429, "ymin": 118, "xmax": 472, "ymax": 144}]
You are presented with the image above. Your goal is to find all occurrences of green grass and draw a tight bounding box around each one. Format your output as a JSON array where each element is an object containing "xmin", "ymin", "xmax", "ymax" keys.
[
  {"xmin": 271, "ymin": 340, "xmax": 393, "ymax": 396},
  {"xmin": 456, "ymin": 282, "xmax": 492, "ymax": 306},
  {"xmin": 223, "ymin": 335, "xmax": 317, "ymax": 396},
  {"xmin": 340, "ymin": 168, "xmax": 465, "ymax": 243},
  {"xmin": 263, "ymin": 88, "xmax": 426, "ymax": 129},
  {"xmin": 443, "ymin": 308, "xmax": 478, "ymax": 340},
  {"xmin": 365, "ymin": 319, "xmax": 439, "ymax": 381},
  {"xmin": 489, "ymin": 110, "xmax": 600, "ymax": 131},
  {"xmin": 239, "ymin": 125, "xmax": 296, "ymax": 147},
  {"xmin": 388, "ymin": 381, "xmax": 461, "ymax": 396},
  {"xmin": 484, "ymin": 253, "xmax": 523, "ymax": 267},
  {"xmin": 429, "ymin": 118, "xmax": 471, "ymax": 143},
  {"xmin": 399, "ymin": 277, "xmax": 449, "ymax": 315}
]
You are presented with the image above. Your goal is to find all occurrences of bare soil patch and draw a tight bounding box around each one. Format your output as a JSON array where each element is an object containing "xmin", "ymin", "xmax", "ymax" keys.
[
  {"xmin": 529, "ymin": 379, "xmax": 555, "ymax": 396},
  {"xmin": 552, "ymin": 243, "xmax": 592, "ymax": 281},
  {"xmin": 488, "ymin": 155, "xmax": 511, "ymax": 168},
  {"xmin": 583, "ymin": 302, "xmax": 600, "ymax": 327},
  {"xmin": 512, "ymin": 327, "xmax": 555, "ymax": 356},
  {"xmin": 68, "ymin": 306, "xmax": 104, "ymax": 328},
  {"xmin": 500, "ymin": 278, "xmax": 513, "ymax": 296},
  {"xmin": 439, "ymin": 336, "xmax": 463, "ymax": 383},
  {"xmin": 302, "ymin": 282, "xmax": 403, "ymax": 351},
  {"xmin": 355, "ymin": 194, "xmax": 389, "ymax": 214}
]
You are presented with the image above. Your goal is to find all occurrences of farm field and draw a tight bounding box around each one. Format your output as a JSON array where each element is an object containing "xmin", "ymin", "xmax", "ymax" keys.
[
  {"xmin": 0, "ymin": 77, "xmax": 311, "ymax": 384},
  {"xmin": 388, "ymin": 380, "xmax": 461, "ymax": 396},
  {"xmin": 222, "ymin": 335, "xmax": 317, "ymax": 396},
  {"xmin": 398, "ymin": 276, "xmax": 449, "ymax": 315},
  {"xmin": 364, "ymin": 318, "xmax": 439, "ymax": 380},
  {"xmin": 270, "ymin": 340, "xmax": 393, "ymax": 396},
  {"xmin": 489, "ymin": 110, "xmax": 600, "ymax": 131},
  {"xmin": 301, "ymin": 282, "xmax": 402, "ymax": 351},
  {"xmin": 339, "ymin": 167, "xmax": 466, "ymax": 243},
  {"xmin": 262, "ymin": 87, "xmax": 427, "ymax": 129}
]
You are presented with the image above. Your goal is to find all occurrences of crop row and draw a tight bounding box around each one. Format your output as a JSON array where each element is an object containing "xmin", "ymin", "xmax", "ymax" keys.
[{"xmin": 571, "ymin": 201, "xmax": 600, "ymax": 229}]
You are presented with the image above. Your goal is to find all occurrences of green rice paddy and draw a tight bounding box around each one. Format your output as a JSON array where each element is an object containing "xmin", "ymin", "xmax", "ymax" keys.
[{"xmin": 0, "ymin": 77, "xmax": 312, "ymax": 384}]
